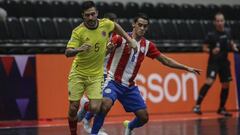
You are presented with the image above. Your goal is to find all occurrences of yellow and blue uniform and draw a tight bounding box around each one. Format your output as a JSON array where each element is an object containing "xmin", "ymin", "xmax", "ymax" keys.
[{"xmin": 67, "ymin": 18, "xmax": 114, "ymax": 101}]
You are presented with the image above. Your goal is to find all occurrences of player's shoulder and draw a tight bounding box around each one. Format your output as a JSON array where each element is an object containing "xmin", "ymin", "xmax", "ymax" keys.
[
  {"xmin": 224, "ymin": 27, "xmax": 231, "ymax": 34},
  {"xmin": 99, "ymin": 18, "xmax": 114, "ymax": 26},
  {"xmin": 225, "ymin": 27, "xmax": 231, "ymax": 31},
  {"xmin": 141, "ymin": 37, "xmax": 154, "ymax": 45},
  {"xmin": 207, "ymin": 30, "xmax": 215, "ymax": 35},
  {"xmin": 112, "ymin": 34, "xmax": 123, "ymax": 44},
  {"xmin": 206, "ymin": 31, "xmax": 216, "ymax": 37},
  {"xmin": 72, "ymin": 23, "xmax": 85, "ymax": 33},
  {"xmin": 112, "ymin": 34, "xmax": 122, "ymax": 38},
  {"xmin": 99, "ymin": 18, "xmax": 111, "ymax": 23}
]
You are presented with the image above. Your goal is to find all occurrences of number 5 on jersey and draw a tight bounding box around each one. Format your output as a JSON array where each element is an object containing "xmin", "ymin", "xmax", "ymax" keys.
[{"xmin": 95, "ymin": 43, "xmax": 100, "ymax": 52}]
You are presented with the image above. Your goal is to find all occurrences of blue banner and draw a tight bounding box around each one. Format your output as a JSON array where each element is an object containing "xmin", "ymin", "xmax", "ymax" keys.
[
  {"xmin": 0, "ymin": 55, "xmax": 37, "ymax": 120},
  {"xmin": 234, "ymin": 53, "xmax": 240, "ymax": 109}
]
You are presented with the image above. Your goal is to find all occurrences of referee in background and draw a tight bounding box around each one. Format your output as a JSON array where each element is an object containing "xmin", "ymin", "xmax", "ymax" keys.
[{"xmin": 193, "ymin": 12, "xmax": 239, "ymax": 116}]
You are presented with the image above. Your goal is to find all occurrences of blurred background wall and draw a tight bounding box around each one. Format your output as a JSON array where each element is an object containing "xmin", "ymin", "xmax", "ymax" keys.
[{"xmin": 32, "ymin": 0, "xmax": 240, "ymax": 5}]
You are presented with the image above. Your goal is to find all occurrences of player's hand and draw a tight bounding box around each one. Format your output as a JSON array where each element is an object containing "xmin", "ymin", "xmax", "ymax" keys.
[
  {"xmin": 233, "ymin": 46, "xmax": 240, "ymax": 54},
  {"xmin": 186, "ymin": 67, "xmax": 201, "ymax": 75},
  {"xmin": 212, "ymin": 47, "xmax": 220, "ymax": 55},
  {"xmin": 106, "ymin": 42, "xmax": 115, "ymax": 54},
  {"xmin": 129, "ymin": 39, "xmax": 138, "ymax": 53},
  {"xmin": 76, "ymin": 43, "xmax": 92, "ymax": 52},
  {"xmin": 107, "ymin": 42, "xmax": 115, "ymax": 51}
]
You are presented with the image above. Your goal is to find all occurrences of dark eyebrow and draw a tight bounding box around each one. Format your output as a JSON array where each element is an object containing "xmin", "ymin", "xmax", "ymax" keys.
[
  {"xmin": 138, "ymin": 22, "xmax": 148, "ymax": 26},
  {"xmin": 84, "ymin": 11, "xmax": 96, "ymax": 15}
]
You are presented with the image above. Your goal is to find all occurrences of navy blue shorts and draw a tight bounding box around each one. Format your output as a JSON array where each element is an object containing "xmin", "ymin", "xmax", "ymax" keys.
[{"xmin": 103, "ymin": 80, "xmax": 146, "ymax": 112}]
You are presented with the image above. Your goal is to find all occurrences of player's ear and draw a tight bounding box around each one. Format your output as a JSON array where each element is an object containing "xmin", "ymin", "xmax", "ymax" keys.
[
  {"xmin": 132, "ymin": 23, "xmax": 135, "ymax": 28},
  {"xmin": 81, "ymin": 13, "xmax": 84, "ymax": 18}
]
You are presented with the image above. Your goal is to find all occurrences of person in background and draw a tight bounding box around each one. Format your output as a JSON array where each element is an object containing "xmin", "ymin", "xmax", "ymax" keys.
[
  {"xmin": 193, "ymin": 12, "xmax": 239, "ymax": 117},
  {"xmin": 0, "ymin": 7, "xmax": 7, "ymax": 21}
]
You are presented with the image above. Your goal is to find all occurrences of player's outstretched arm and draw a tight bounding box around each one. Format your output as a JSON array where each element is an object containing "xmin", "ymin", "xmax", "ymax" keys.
[
  {"xmin": 156, "ymin": 54, "xmax": 201, "ymax": 75},
  {"xmin": 113, "ymin": 23, "xmax": 138, "ymax": 52}
]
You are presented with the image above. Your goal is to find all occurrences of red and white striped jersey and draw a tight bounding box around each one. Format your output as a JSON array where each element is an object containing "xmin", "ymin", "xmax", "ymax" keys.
[
  {"xmin": 104, "ymin": 32, "xmax": 117, "ymax": 74},
  {"xmin": 106, "ymin": 34, "xmax": 161, "ymax": 87}
]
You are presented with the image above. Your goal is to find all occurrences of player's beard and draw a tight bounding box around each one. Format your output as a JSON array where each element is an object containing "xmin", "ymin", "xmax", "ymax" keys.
[{"xmin": 86, "ymin": 20, "xmax": 97, "ymax": 28}]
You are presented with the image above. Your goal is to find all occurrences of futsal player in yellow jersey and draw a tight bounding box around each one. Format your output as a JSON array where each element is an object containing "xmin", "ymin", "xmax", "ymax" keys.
[{"xmin": 65, "ymin": 1, "xmax": 138, "ymax": 135}]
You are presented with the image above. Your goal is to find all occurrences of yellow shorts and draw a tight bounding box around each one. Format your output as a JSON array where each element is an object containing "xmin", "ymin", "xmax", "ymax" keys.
[{"xmin": 68, "ymin": 72, "xmax": 104, "ymax": 101}]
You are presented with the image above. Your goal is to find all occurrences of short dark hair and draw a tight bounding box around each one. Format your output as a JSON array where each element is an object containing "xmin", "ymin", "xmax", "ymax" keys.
[
  {"xmin": 104, "ymin": 12, "xmax": 117, "ymax": 21},
  {"xmin": 133, "ymin": 13, "xmax": 149, "ymax": 24},
  {"xmin": 81, "ymin": 1, "xmax": 96, "ymax": 13},
  {"xmin": 214, "ymin": 12, "xmax": 224, "ymax": 20}
]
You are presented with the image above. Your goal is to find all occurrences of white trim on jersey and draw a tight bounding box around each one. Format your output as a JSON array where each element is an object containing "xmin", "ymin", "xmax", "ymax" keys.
[
  {"xmin": 108, "ymin": 39, "xmax": 127, "ymax": 80},
  {"xmin": 121, "ymin": 41, "xmax": 141, "ymax": 86},
  {"xmin": 144, "ymin": 40, "xmax": 150, "ymax": 55}
]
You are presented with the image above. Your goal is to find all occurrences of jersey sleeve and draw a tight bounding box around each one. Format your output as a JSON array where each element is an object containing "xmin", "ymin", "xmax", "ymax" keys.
[
  {"xmin": 67, "ymin": 30, "xmax": 81, "ymax": 48},
  {"xmin": 227, "ymin": 28, "xmax": 233, "ymax": 40},
  {"xmin": 104, "ymin": 19, "xmax": 115, "ymax": 34},
  {"xmin": 147, "ymin": 41, "xmax": 161, "ymax": 59},
  {"xmin": 111, "ymin": 34, "xmax": 123, "ymax": 47}
]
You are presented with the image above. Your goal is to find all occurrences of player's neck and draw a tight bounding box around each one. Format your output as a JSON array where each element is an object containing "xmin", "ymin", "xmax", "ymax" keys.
[
  {"xmin": 216, "ymin": 27, "xmax": 224, "ymax": 32},
  {"xmin": 132, "ymin": 32, "xmax": 141, "ymax": 41},
  {"xmin": 84, "ymin": 20, "xmax": 99, "ymax": 30}
]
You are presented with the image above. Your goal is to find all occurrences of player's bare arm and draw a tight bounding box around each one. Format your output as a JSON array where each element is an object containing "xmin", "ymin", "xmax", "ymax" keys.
[
  {"xmin": 113, "ymin": 22, "xmax": 138, "ymax": 52},
  {"xmin": 156, "ymin": 54, "xmax": 201, "ymax": 75},
  {"xmin": 65, "ymin": 44, "xmax": 92, "ymax": 57}
]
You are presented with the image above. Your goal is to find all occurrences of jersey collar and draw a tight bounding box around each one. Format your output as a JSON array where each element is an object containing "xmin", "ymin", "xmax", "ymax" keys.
[{"xmin": 84, "ymin": 19, "xmax": 99, "ymax": 30}]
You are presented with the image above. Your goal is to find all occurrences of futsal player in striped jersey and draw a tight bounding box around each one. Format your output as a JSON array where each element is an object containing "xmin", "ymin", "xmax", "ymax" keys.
[{"xmin": 89, "ymin": 13, "xmax": 201, "ymax": 135}]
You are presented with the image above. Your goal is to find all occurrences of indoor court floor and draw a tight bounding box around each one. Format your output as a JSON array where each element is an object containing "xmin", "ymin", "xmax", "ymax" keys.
[{"xmin": 0, "ymin": 112, "xmax": 239, "ymax": 135}]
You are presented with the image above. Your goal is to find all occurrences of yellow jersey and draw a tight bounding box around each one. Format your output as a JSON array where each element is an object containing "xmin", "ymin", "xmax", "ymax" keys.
[{"xmin": 67, "ymin": 18, "xmax": 114, "ymax": 77}]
